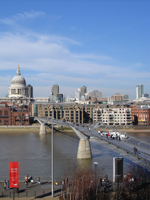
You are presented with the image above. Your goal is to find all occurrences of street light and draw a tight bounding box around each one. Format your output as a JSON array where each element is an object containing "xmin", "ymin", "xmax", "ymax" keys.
[
  {"xmin": 51, "ymin": 93, "xmax": 54, "ymax": 197},
  {"xmin": 94, "ymin": 162, "xmax": 98, "ymax": 196}
]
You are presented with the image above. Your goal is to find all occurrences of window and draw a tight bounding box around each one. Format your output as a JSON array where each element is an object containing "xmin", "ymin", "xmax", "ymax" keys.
[
  {"xmin": 4, "ymin": 111, "xmax": 8, "ymax": 115},
  {"xmin": 45, "ymin": 111, "xmax": 48, "ymax": 117}
]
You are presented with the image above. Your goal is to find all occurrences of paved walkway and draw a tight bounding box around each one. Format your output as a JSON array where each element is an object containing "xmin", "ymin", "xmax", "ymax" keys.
[{"xmin": 0, "ymin": 181, "xmax": 61, "ymax": 199}]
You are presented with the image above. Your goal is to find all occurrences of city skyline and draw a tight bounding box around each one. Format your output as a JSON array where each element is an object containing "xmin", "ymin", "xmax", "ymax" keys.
[{"xmin": 0, "ymin": 1, "xmax": 149, "ymax": 99}]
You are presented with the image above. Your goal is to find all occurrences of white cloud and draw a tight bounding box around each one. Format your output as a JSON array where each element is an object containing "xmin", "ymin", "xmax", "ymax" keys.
[
  {"xmin": 0, "ymin": 11, "xmax": 45, "ymax": 25},
  {"xmin": 13, "ymin": 11, "xmax": 45, "ymax": 20},
  {"xmin": 0, "ymin": 31, "xmax": 148, "ymax": 90},
  {"xmin": 0, "ymin": 10, "xmax": 148, "ymax": 100}
]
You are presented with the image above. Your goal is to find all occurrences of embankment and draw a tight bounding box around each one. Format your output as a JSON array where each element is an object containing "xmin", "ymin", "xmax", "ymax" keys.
[{"xmin": 0, "ymin": 125, "xmax": 150, "ymax": 134}]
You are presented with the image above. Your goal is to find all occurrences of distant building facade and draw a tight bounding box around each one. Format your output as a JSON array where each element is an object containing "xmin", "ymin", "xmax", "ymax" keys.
[
  {"xmin": 75, "ymin": 88, "xmax": 81, "ymax": 101},
  {"xmin": 0, "ymin": 102, "xmax": 30, "ymax": 125},
  {"xmin": 27, "ymin": 84, "xmax": 33, "ymax": 98},
  {"xmin": 143, "ymin": 93, "xmax": 149, "ymax": 98},
  {"xmin": 80, "ymin": 86, "xmax": 87, "ymax": 99},
  {"xmin": 52, "ymin": 84, "xmax": 59, "ymax": 97},
  {"xmin": 32, "ymin": 102, "xmax": 94, "ymax": 123},
  {"xmin": 108, "ymin": 93, "xmax": 129, "ymax": 105},
  {"xmin": 131, "ymin": 105, "xmax": 150, "ymax": 126},
  {"xmin": 136, "ymin": 84, "xmax": 144, "ymax": 99},
  {"xmin": 50, "ymin": 84, "xmax": 63, "ymax": 102},
  {"xmin": 74, "ymin": 86, "xmax": 87, "ymax": 101},
  {"xmin": 93, "ymin": 104, "xmax": 132, "ymax": 126}
]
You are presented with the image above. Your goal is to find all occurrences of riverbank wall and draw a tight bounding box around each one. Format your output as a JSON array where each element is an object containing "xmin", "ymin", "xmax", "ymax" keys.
[
  {"xmin": 0, "ymin": 125, "xmax": 150, "ymax": 133},
  {"xmin": 0, "ymin": 125, "xmax": 72, "ymax": 133}
]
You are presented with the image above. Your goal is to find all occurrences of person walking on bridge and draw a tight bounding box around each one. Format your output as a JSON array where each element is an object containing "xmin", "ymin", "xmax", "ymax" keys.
[{"xmin": 133, "ymin": 147, "xmax": 137, "ymax": 155}]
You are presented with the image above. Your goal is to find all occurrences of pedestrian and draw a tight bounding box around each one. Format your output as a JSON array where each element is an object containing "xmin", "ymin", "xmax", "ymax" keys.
[
  {"xmin": 3, "ymin": 180, "xmax": 7, "ymax": 190},
  {"xmin": 99, "ymin": 176, "xmax": 102, "ymax": 186},
  {"xmin": 104, "ymin": 183, "xmax": 107, "ymax": 193},
  {"xmin": 7, "ymin": 180, "xmax": 9, "ymax": 189},
  {"xmin": 133, "ymin": 147, "xmax": 137, "ymax": 154},
  {"xmin": 66, "ymin": 177, "xmax": 68, "ymax": 186},
  {"xmin": 62, "ymin": 179, "xmax": 65, "ymax": 190},
  {"xmin": 25, "ymin": 174, "xmax": 28, "ymax": 188},
  {"xmin": 37, "ymin": 177, "xmax": 41, "ymax": 184}
]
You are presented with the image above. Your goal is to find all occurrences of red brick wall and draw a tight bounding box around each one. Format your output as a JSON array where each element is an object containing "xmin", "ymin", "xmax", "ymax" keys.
[{"xmin": 131, "ymin": 105, "xmax": 150, "ymax": 125}]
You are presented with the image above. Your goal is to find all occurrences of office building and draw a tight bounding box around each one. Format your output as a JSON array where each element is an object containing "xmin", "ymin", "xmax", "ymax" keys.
[
  {"xmin": 52, "ymin": 84, "xmax": 59, "ymax": 97},
  {"xmin": 75, "ymin": 88, "xmax": 81, "ymax": 100},
  {"xmin": 108, "ymin": 93, "xmax": 129, "ymax": 105},
  {"xmin": 143, "ymin": 93, "xmax": 149, "ymax": 98},
  {"xmin": 80, "ymin": 86, "xmax": 87, "ymax": 99},
  {"xmin": 136, "ymin": 84, "xmax": 144, "ymax": 99}
]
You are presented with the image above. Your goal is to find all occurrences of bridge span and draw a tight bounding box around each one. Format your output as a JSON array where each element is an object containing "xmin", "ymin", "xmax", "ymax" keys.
[{"xmin": 34, "ymin": 117, "xmax": 150, "ymax": 170}]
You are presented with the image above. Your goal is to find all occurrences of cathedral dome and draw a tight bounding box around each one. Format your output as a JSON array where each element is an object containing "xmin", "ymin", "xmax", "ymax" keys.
[
  {"xmin": 9, "ymin": 65, "xmax": 33, "ymax": 100},
  {"xmin": 11, "ymin": 66, "xmax": 26, "ymax": 86}
]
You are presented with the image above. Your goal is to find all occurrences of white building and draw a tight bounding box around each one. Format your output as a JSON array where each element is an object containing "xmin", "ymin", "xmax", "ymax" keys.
[
  {"xmin": 75, "ymin": 88, "xmax": 81, "ymax": 101},
  {"xmin": 93, "ymin": 104, "xmax": 132, "ymax": 126},
  {"xmin": 0, "ymin": 65, "xmax": 51, "ymax": 105},
  {"xmin": 136, "ymin": 84, "xmax": 143, "ymax": 99}
]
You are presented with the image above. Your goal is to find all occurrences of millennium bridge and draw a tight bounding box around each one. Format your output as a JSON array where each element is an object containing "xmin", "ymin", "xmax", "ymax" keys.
[{"xmin": 34, "ymin": 117, "xmax": 150, "ymax": 170}]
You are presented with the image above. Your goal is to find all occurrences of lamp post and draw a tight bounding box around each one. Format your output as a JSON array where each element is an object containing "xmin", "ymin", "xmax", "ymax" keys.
[
  {"xmin": 51, "ymin": 93, "xmax": 54, "ymax": 197},
  {"xmin": 94, "ymin": 162, "xmax": 98, "ymax": 197}
]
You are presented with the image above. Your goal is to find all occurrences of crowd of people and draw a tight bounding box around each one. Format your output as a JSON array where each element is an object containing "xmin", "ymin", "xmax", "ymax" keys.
[{"xmin": 2, "ymin": 175, "xmax": 41, "ymax": 191}]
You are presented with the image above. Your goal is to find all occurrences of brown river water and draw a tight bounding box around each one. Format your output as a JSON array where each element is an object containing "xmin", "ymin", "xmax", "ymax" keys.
[{"xmin": 0, "ymin": 130, "xmax": 149, "ymax": 181}]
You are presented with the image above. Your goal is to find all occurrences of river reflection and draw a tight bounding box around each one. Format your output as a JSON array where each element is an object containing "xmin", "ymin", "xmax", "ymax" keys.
[{"xmin": 0, "ymin": 131, "xmax": 149, "ymax": 181}]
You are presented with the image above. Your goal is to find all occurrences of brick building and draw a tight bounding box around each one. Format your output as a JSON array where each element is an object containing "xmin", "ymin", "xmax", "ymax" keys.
[
  {"xmin": 131, "ymin": 105, "xmax": 150, "ymax": 126},
  {"xmin": 0, "ymin": 102, "xmax": 30, "ymax": 125}
]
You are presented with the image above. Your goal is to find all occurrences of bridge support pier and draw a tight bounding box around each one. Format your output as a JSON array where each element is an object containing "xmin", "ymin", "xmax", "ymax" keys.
[
  {"xmin": 77, "ymin": 139, "xmax": 92, "ymax": 159},
  {"xmin": 39, "ymin": 124, "xmax": 47, "ymax": 135}
]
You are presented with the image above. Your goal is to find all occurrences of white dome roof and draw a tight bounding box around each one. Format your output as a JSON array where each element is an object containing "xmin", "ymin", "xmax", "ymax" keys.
[
  {"xmin": 11, "ymin": 66, "xmax": 26, "ymax": 86},
  {"xmin": 11, "ymin": 75, "xmax": 26, "ymax": 86}
]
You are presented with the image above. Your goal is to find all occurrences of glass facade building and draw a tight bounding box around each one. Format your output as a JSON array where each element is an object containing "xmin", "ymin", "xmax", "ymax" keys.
[{"xmin": 136, "ymin": 84, "xmax": 143, "ymax": 99}]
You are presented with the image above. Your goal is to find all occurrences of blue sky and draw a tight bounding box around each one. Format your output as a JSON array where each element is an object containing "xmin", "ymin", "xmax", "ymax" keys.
[{"xmin": 0, "ymin": 0, "xmax": 149, "ymax": 99}]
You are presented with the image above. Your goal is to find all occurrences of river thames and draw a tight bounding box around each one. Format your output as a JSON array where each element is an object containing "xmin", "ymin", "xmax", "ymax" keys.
[{"xmin": 0, "ymin": 130, "xmax": 149, "ymax": 181}]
